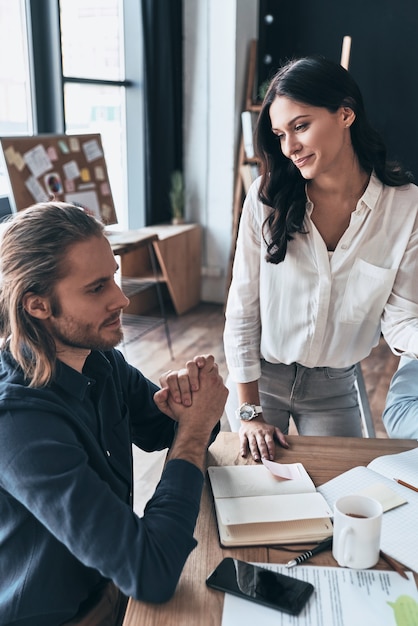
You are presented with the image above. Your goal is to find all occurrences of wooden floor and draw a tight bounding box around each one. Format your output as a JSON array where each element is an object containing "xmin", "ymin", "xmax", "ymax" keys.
[{"xmin": 122, "ymin": 302, "xmax": 399, "ymax": 439}]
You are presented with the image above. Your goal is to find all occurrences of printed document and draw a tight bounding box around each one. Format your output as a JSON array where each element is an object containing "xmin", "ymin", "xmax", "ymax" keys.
[{"xmin": 221, "ymin": 563, "xmax": 418, "ymax": 626}]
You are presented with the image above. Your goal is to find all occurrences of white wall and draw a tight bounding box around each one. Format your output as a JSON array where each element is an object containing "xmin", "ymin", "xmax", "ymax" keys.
[{"xmin": 183, "ymin": 0, "xmax": 258, "ymax": 303}]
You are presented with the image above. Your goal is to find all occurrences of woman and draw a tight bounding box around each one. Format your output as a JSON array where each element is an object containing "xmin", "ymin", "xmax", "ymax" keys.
[{"xmin": 224, "ymin": 56, "xmax": 418, "ymax": 462}]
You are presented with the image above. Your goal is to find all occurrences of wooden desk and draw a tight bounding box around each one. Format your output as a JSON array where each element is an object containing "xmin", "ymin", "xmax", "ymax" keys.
[
  {"xmin": 123, "ymin": 433, "xmax": 418, "ymax": 626},
  {"xmin": 142, "ymin": 224, "xmax": 202, "ymax": 315},
  {"xmin": 108, "ymin": 224, "xmax": 202, "ymax": 316},
  {"xmin": 107, "ymin": 230, "xmax": 159, "ymax": 257}
]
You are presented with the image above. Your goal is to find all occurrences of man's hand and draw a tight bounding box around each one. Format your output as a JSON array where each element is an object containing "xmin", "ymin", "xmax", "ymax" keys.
[
  {"xmin": 154, "ymin": 357, "xmax": 228, "ymax": 472},
  {"xmin": 239, "ymin": 419, "xmax": 288, "ymax": 462},
  {"xmin": 158, "ymin": 354, "xmax": 213, "ymax": 412}
]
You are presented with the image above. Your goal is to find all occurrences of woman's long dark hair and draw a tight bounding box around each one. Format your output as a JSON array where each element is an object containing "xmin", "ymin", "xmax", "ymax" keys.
[{"xmin": 254, "ymin": 56, "xmax": 414, "ymax": 264}]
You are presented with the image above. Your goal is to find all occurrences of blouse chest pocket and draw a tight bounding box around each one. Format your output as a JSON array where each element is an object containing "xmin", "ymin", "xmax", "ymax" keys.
[{"xmin": 340, "ymin": 258, "xmax": 397, "ymax": 324}]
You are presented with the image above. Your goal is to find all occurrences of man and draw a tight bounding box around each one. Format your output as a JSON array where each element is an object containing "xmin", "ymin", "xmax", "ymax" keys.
[
  {"xmin": 0, "ymin": 202, "xmax": 227, "ymax": 626},
  {"xmin": 382, "ymin": 356, "xmax": 418, "ymax": 439}
]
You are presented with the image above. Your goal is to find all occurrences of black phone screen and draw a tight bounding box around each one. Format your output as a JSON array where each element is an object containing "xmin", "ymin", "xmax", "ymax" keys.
[{"xmin": 206, "ymin": 557, "xmax": 314, "ymax": 616}]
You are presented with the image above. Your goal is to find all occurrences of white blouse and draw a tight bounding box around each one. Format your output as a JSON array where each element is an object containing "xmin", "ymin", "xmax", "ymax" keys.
[{"xmin": 224, "ymin": 173, "xmax": 418, "ymax": 383}]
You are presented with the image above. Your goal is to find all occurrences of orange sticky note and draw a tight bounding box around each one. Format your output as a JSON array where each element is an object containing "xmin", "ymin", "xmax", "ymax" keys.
[{"xmin": 80, "ymin": 168, "xmax": 91, "ymax": 182}]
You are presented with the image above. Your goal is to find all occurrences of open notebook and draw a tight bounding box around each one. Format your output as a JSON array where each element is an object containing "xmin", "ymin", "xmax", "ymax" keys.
[
  {"xmin": 318, "ymin": 447, "xmax": 418, "ymax": 572},
  {"xmin": 207, "ymin": 463, "xmax": 332, "ymax": 547}
]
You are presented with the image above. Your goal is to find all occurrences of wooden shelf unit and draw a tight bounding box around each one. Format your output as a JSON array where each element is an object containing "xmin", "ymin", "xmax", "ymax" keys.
[
  {"xmin": 108, "ymin": 230, "xmax": 173, "ymax": 358},
  {"xmin": 108, "ymin": 223, "xmax": 202, "ymax": 317},
  {"xmin": 227, "ymin": 40, "xmax": 262, "ymax": 293}
]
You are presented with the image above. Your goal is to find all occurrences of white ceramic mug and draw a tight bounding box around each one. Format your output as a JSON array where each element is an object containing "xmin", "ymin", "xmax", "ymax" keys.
[{"xmin": 332, "ymin": 494, "xmax": 383, "ymax": 569}]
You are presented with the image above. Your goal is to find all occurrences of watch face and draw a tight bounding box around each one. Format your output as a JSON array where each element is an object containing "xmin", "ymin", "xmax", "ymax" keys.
[{"xmin": 240, "ymin": 405, "xmax": 255, "ymax": 420}]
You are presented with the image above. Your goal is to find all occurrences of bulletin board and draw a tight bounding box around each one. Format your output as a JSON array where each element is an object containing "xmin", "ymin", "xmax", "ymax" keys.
[{"xmin": 0, "ymin": 133, "xmax": 117, "ymax": 225}]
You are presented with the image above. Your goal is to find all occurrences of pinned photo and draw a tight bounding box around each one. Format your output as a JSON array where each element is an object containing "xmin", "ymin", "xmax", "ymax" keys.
[{"xmin": 44, "ymin": 172, "xmax": 63, "ymax": 195}]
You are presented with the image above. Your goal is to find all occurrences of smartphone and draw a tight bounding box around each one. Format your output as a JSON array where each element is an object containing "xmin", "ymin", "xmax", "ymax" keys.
[{"xmin": 206, "ymin": 557, "xmax": 314, "ymax": 616}]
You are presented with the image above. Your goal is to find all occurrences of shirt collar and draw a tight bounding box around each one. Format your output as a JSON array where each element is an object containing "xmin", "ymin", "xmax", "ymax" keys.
[
  {"xmin": 305, "ymin": 171, "xmax": 383, "ymax": 215},
  {"xmin": 53, "ymin": 351, "xmax": 113, "ymax": 400},
  {"xmin": 360, "ymin": 171, "xmax": 383, "ymax": 210}
]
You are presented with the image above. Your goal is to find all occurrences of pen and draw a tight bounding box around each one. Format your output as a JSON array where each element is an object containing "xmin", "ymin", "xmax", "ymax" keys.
[
  {"xmin": 285, "ymin": 537, "xmax": 333, "ymax": 568},
  {"xmin": 394, "ymin": 478, "xmax": 418, "ymax": 493}
]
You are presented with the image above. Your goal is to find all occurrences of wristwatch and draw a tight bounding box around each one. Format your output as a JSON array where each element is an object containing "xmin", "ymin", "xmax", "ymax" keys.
[{"xmin": 236, "ymin": 402, "xmax": 263, "ymax": 421}]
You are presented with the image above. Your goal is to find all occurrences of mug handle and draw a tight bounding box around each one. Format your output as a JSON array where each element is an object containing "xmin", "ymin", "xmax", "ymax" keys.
[{"xmin": 338, "ymin": 526, "xmax": 354, "ymax": 566}]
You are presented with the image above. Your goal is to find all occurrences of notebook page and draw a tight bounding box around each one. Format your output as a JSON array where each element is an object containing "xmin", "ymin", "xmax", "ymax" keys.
[
  {"xmin": 207, "ymin": 464, "xmax": 316, "ymax": 499},
  {"xmin": 215, "ymin": 492, "xmax": 332, "ymax": 525},
  {"xmin": 216, "ymin": 515, "xmax": 333, "ymax": 545},
  {"xmin": 367, "ymin": 447, "xmax": 418, "ymax": 486}
]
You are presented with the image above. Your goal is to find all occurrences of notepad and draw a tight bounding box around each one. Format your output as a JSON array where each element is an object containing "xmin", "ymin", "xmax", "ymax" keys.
[
  {"xmin": 207, "ymin": 463, "xmax": 333, "ymax": 547},
  {"xmin": 317, "ymin": 448, "xmax": 418, "ymax": 573}
]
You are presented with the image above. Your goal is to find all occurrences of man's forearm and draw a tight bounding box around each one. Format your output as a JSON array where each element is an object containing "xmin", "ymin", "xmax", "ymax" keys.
[{"xmin": 167, "ymin": 426, "xmax": 214, "ymax": 473}]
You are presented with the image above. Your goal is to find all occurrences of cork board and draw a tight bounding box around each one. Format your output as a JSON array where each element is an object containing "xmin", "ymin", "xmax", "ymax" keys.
[{"xmin": 0, "ymin": 133, "xmax": 117, "ymax": 225}]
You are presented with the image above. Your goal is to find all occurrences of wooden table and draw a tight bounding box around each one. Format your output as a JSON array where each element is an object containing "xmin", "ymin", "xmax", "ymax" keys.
[{"xmin": 123, "ymin": 432, "xmax": 418, "ymax": 626}]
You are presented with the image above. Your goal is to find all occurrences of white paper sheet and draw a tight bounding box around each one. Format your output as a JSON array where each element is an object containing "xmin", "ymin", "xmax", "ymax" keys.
[
  {"xmin": 64, "ymin": 191, "xmax": 101, "ymax": 219},
  {"xmin": 82, "ymin": 138, "xmax": 103, "ymax": 162},
  {"xmin": 24, "ymin": 175, "xmax": 49, "ymax": 203},
  {"xmin": 221, "ymin": 563, "xmax": 418, "ymax": 626},
  {"xmin": 23, "ymin": 144, "xmax": 52, "ymax": 178}
]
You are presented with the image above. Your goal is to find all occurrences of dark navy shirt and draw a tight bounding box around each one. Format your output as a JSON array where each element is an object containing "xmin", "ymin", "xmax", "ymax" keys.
[{"xmin": 0, "ymin": 348, "xmax": 209, "ymax": 625}]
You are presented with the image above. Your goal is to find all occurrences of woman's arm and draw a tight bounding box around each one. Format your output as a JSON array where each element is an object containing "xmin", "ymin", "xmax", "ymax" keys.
[{"xmin": 235, "ymin": 381, "xmax": 288, "ymax": 461}]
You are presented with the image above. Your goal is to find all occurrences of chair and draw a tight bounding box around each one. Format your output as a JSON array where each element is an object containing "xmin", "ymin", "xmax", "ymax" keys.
[{"xmin": 355, "ymin": 362, "xmax": 375, "ymax": 438}]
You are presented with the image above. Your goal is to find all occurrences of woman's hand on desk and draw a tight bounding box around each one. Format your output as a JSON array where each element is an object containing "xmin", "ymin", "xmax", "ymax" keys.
[{"xmin": 239, "ymin": 419, "xmax": 288, "ymax": 462}]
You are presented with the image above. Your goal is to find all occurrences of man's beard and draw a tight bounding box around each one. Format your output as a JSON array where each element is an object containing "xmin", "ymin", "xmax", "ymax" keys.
[{"xmin": 49, "ymin": 314, "xmax": 124, "ymax": 352}]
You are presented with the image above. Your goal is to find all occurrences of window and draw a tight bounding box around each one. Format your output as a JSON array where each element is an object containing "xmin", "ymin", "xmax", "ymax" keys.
[
  {"xmin": 0, "ymin": 0, "xmax": 33, "ymax": 198},
  {"xmin": 0, "ymin": 0, "xmax": 144, "ymax": 229},
  {"xmin": 59, "ymin": 0, "xmax": 127, "ymax": 225}
]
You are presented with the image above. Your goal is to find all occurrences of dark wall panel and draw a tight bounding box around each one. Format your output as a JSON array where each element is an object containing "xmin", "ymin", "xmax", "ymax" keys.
[{"xmin": 258, "ymin": 0, "xmax": 418, "ymax": 179}]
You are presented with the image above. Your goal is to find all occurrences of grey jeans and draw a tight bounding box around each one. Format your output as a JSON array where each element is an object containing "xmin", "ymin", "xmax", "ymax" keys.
[{"xmin": 226, "ymin": 361, "xmax": 362, "ymax": 437}]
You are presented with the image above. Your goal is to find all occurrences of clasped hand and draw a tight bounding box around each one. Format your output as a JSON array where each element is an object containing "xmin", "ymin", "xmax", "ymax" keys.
[{"xmin": 153, "ymin": 354, "xmax": 228, "ymax": 435}]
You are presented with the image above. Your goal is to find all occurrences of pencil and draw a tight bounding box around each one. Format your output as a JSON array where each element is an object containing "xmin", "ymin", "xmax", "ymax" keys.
[
  {"xmin": 395, "ymin": 478, "xmax": 418, "ymax": 493},
  {"xmin": 379, "ymin": 550, "xmax": 409, "ymax": 579}
]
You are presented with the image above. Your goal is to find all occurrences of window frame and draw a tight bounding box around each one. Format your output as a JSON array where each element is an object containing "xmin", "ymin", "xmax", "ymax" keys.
[{"xmin": 26, "ymin": 0, "xmax": 144, "ymax": 229}]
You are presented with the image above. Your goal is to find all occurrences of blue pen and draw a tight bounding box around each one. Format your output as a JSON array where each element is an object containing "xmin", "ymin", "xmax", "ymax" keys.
[{"xmin": 285, "ymin": 536, "xmax": 333, "ymax": 568}]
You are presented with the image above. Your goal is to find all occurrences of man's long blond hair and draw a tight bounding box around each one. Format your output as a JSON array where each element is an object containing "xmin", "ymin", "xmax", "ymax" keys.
[{"xmin": 0, "ymin": 202, "xmax": 104, "ymax": 387}]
